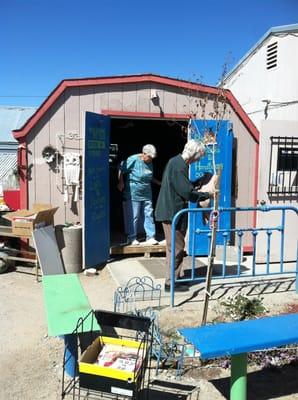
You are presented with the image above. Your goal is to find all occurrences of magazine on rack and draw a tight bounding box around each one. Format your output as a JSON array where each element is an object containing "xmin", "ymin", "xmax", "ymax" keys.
[{"xmin": 96, "ymin": 344, "xmax": 143, "ymax": 373}]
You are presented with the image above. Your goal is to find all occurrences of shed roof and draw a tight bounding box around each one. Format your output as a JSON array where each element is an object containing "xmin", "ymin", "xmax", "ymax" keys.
[
  {"xmin": 223, "ymin": 23, "xmax": 298, "ymax": 84},
  {"xmin": 11, "ymin": 73, "xmax": 259, "ymax": 143},
  {"xmin": 0, "ymin": 105, "xmax": 37, "ymax": 142}
]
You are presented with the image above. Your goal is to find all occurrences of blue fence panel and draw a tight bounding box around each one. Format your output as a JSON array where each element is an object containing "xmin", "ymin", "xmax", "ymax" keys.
[{"xmin": 170, "ymin": 205, "xmax": 298, "ymax": 306}]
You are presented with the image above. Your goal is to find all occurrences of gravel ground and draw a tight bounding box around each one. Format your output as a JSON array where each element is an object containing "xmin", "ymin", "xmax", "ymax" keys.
[{"xmin": 0, "ymin": 262, "xmax": 297, "ymax": 400}]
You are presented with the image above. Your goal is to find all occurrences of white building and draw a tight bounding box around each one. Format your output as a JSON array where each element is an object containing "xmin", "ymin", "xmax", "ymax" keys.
[{"xmin": 224, "ymin": 24, "xmax": 298, "ymax": 262}]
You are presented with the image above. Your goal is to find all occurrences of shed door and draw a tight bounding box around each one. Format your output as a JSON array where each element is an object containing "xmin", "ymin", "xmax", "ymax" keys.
[
  {"xmin": 188, "ymin": 119, "xmax": 233, "ymax": 255},
  {"xmin": 83, "ymin": 112, "xmax": 110, "ymax": 268}
]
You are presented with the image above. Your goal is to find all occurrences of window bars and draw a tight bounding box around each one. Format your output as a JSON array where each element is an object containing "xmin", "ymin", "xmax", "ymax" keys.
[{"xmin": 268, "ymin": 136, "xmax": 298, "ymax": 199}]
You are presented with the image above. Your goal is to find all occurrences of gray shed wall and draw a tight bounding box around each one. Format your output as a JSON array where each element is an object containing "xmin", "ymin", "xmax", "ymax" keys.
[{"xmin": 26, "ymin": 82, "xmax": 257, "ymax": 244}]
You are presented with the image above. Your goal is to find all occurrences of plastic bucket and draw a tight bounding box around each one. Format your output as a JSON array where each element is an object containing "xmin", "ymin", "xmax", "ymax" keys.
[{"xmin": 55, "ymin": 225, "xmax": 82, "ymax": 273}]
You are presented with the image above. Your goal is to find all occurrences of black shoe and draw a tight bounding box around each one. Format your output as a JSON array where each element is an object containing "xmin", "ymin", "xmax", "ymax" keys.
[{"xmin": 164, "ymin": 283, "xmax": 189, "ymax": 292}]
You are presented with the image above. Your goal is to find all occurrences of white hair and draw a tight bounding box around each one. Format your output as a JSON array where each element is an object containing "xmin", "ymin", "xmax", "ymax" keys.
[
  {"xmin": 181, "ymin": 140, "xmax": 205, "ymax": 161},
  {"xmin": 142, "ymin": 144, "xmax": 157, "ymax": 158}
]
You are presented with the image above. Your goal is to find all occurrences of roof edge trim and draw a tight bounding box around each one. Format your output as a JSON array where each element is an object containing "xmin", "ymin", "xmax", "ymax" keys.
[
  {"xmin": 12, "ymin": 74, "xmax": 218, "ymax": 139},
  {"xmin": 11, "ymin": 73, "xmax": 259, "ymax": 143},
  {"xmin": 223, "ymin": 23, "xmax": 298, "ymax": 84}
]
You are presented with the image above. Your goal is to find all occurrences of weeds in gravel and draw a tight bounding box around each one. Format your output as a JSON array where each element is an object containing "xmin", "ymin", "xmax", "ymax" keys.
[{"xmin": 220, "ymin": 293, "xmax": 267, "ymax": 321}]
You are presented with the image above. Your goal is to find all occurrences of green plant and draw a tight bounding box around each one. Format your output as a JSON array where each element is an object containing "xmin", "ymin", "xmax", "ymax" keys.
[
  {"xmin": 220, "ymin": 294, "xmax": 267, "ymax": 321},
  {"xmin": 64, "ymin": 222, "xmax": 74, "ymax": 227},
  {"xmin": 12, "ymin": 168, "xmax": 20, "ymax": 180}
]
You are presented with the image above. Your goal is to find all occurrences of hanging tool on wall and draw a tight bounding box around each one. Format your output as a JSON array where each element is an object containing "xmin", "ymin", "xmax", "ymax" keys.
[{"xmin": 63, "ymin": 153, "xmax": 80, "ymax": 203}]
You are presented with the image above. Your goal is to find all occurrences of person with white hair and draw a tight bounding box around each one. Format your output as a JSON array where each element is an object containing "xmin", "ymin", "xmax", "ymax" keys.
[
  {"xmin": 118, "ymin": 144, "xmax": 160, "ymax": 246},
  {"xmin": 155, "ymin": 140, "xmax": 214, "ymax": 292}
]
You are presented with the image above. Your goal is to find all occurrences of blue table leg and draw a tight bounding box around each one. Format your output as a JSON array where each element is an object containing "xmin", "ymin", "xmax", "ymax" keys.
[
  {"xmin": 230, "ymin": 353, "xmax": 247, "ymax": 400},
  {"xmin": 63, "ymin": 334, "xmax": 78, "ymax": 377}
]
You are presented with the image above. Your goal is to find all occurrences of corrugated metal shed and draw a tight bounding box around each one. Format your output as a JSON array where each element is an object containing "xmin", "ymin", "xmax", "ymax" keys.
[
  {"xmin": 0, "ymin": 106, "xmax": 36, "ymax": 190},
  {"xmin": 0, "ymin": 152, "xmax": 17, "ymax": 181},
  {"xmin": 0, "ymin": 105, "xmax": 36, "ymax": 142}
]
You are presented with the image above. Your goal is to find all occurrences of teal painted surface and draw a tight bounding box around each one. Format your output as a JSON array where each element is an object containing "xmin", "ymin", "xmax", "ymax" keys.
[{"xmin": 42, "ymin": 274, "xmax": 99, "ymax": 336}]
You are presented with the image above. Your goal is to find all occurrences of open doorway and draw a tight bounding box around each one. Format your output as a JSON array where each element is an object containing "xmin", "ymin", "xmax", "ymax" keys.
[{"xmin": 109, "ymin": 117, "xmax": 188, "ymax": 245}]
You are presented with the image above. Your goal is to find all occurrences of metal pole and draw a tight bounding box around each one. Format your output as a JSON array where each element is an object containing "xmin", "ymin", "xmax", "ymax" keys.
[
  {"xmin": 201, "ymin": 169, "xmax": 221, "ymax": 325},
  {"xmin": 280, "ymin": 209, "xmax": 286, "ymax": 273},
  {"xmin": 170, "ymin": 215, "xmax": 177, "ymax": 307},
  {"xmin": 296, "ymin": 244, "xmax": 298, "ymax": 294},
  {"xmin": 231, "ymin": 353, "xmax": 247, "ymax": 400}
]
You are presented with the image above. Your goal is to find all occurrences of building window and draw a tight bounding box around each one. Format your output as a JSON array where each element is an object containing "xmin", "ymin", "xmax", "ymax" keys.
[
  {"xmin": 268, "ymin": 137, "xmax": 298, "ymax": 199},
  {"xmin": 266, "ymin": 42, "xmax": 278, "ymax": 70}
]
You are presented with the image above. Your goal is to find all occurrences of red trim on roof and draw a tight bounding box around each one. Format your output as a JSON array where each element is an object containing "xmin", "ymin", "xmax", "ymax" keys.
[
  {"xmin": 225, "ymin": 90, "xmax": 259, "ymax": 143},
  {"xmin": 13, "ymin": 81, "xmax": 67, "ymax": 139},
  {"xmin": 101, "ymin": 109, "xmax": 189, "ymax": 120},
  {"xmin": 10, "ymin": 73, "xmax": 260, "ymax": 214},
  {"xmin": 253, "ymin": 141, "xmax": 260, "ymax": 226},
  {"xmin": 12, "ymin": 73, "xmax": 259, "ymax": 141}
]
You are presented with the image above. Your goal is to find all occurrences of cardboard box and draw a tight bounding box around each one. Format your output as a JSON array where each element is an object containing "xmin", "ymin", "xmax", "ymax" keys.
[
  {"xmin": 3, "ymin": 203, "xmax": 58, "ymax": 237},
  {"xmin": 79, "ymin": 335, "xmax": 146, "ymax": 395}
]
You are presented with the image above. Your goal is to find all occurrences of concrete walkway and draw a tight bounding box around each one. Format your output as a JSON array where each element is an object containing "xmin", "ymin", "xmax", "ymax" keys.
[
  {"xmin": 1, "ymin": 256, "xmax": 296, "ymax": 400},
  {"xmin": 107, "ymin": 254, "xmax": 297, "ymax": 307}
]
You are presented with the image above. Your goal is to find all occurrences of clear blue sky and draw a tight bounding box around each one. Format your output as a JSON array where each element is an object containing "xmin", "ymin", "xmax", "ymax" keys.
[{"xmin": 1, "ymin": 0, "xmax": 297, "ymax": 107}]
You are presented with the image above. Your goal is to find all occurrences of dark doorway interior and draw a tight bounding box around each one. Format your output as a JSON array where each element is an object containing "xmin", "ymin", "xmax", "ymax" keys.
[{"xmin": 109, "ymin": 118, "xmax": 187, "ymax": 244}]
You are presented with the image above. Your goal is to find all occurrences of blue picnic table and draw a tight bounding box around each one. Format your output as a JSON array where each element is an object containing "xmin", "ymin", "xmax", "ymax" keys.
[{"xmin": 179, "ymin": 313, "xmax": 298, "ymax": 400}]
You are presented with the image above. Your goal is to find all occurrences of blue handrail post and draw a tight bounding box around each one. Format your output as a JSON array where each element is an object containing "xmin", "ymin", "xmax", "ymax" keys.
[
  {"xmin": 222, "ymin": 231, "xmax": 228, "ymax": 276},
  {"xmin": 280, "ymin": 209, "xmax": 286, "ymax": 273},
  {"xmin": 237, "ymin": 230, "xmax": 243, "ymax": 275},
  {"xmin": 191, "ymin": 212, "xmax": 196, "ymax": 280},
  {"xmin": 170, "ymin": 211, "xmax": 180, "ymax": 307},
  {"xmin": 296, "ymin": 245, "xmax": 298, "ymax": 294},
  {"xmin": 252, "ymin": 230, "xmax": 258, "ymax": 275},
  {"xmin": 266, "ymin": 230, "xmax": 272, "ymax": 274}
]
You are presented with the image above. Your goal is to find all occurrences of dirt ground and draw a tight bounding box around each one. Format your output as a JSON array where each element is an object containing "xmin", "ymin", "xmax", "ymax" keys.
[{"xmin": 0, "ymin": 261, "xmax": 297, "ymax": 400}]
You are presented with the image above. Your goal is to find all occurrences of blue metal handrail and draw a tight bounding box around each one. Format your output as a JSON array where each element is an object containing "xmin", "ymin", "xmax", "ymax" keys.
[{"xmin": 170, "ymin": 205, "xmax": 298, "ymax": 306}]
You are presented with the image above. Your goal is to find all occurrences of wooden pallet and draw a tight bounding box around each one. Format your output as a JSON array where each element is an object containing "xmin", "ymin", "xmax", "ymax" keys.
[
  {"xmin": 0, "ymin": 225, "xmax": 39, "ymax": 278},
  {"xmin": 110, "ymin": 244, "xmax": 166, "ymax": 257}
]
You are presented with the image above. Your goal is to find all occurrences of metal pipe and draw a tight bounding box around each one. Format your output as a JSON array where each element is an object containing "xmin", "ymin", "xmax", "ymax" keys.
[{"xmin": 231, "ymin": 353, "xmax": 247, "ymax": 400}]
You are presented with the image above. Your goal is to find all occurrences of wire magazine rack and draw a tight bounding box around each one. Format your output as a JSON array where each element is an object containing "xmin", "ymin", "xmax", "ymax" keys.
[{"xmin": 62, "ymin": 309, "xmax": 153, "ymax": 399}]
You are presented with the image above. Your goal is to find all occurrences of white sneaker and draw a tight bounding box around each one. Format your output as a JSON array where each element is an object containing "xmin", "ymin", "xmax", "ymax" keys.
[
  {"xmin": 145, "ymin": 238, "xmax": 159, "ymax": 245},
  {"xmin": 159, "ymin": 239, "xmax": 166, "ymax": 245},
  {"xmin": 131, "ymin": 239, "xmax": 140, "ymax": 245}
]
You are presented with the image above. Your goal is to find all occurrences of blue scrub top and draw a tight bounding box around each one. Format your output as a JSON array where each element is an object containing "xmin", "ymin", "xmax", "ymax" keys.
[{"xmin": 120, "ymin": 154, "xmax": 153, "ymax": 201}]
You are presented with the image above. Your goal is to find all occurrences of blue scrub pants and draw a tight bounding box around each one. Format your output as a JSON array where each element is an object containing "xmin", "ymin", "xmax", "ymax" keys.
[{"xmin": 124, "ymin": 199, "xmax": 156, "ymax": 241}]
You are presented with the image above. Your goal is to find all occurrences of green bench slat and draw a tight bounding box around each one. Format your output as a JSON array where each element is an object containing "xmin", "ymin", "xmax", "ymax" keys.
[{"xmin": 42, "ymin": 274, "xmax": 99, "ymax": 336}]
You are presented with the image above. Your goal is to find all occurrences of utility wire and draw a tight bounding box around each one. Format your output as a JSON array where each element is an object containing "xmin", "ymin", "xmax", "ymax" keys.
[
  {"xmin": 247, "ymin": 100, "xmax": 298, "ymax": 116},
  {"xmin": 0, "ymin": 95, "xmax": 46, "ymax": 98}
]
